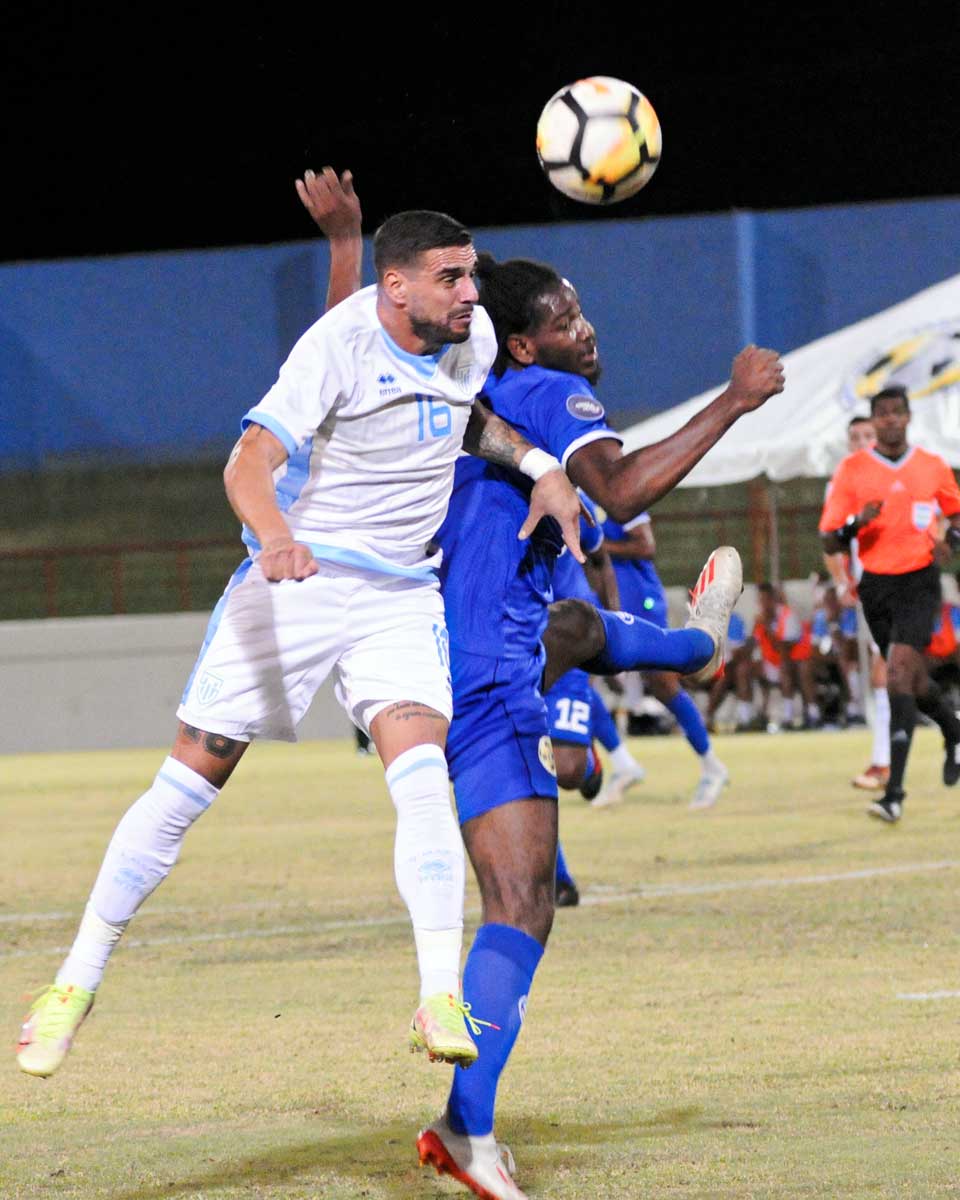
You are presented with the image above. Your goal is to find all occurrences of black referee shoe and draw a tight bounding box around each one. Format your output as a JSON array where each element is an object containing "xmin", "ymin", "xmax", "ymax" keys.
[
  {"xmin": 868, "ymin": 791, "xmax": 904, "ymax": 823},
  {"xmin": 944, "ymin": 740, "xmax": 960, "ymax": 787}
]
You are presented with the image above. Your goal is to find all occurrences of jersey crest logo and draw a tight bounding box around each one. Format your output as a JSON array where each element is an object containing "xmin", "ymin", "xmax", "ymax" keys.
[
  {"xmin": 538, "ymin": 735, "xmax": 557, "ymax": 777},
  {"xmin": 195, "ymin": 671, "xmax": 224, "ymax": 706},
  {"xmin": 566, "ymin": 393, "xmax": 605, "ymax": 421}
]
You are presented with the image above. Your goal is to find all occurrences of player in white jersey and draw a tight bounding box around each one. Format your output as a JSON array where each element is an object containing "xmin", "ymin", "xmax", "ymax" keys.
[{"xmin": 17, "ymin": 197, "xmax": 585, "ymax": 1081}]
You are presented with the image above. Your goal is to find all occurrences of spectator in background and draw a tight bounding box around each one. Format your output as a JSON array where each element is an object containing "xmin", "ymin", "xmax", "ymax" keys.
[
  {"xmin": 751, "ymin": 582, "xmax": 821, "ymax": 730},
  {"xmin": 925, "ymin": 572, "xmax": 960, "ymax": 712},
  {"xmin": 809, "ymin": 581, "xmax": 864, "ymax": 726}
]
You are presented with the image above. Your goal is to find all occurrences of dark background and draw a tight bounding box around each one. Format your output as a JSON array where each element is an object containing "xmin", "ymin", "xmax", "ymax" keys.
[{"xmin": 6, "ymin": 7, "xmax": 959, "ymax": 263}]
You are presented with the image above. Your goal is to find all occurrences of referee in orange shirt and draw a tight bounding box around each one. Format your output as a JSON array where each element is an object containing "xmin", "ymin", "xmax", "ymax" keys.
[{"xmin": 820, "ymin": 386, "xmax": 960, "ymax": 822}]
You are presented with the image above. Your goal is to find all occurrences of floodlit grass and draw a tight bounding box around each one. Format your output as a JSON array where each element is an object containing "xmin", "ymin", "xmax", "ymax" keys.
[{"xmin": 2, "ymin": 729, "xmax": 959, "ymax": 1199}]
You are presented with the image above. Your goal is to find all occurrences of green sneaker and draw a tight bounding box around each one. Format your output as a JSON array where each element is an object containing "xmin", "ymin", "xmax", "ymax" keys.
[
  {"xmin": 409, "ymin": 992, "xmax": 497, "ymax": 1068},
  {"xmin": 17, "ymin": 983, "xmax": 94, "ymax": 1077}
]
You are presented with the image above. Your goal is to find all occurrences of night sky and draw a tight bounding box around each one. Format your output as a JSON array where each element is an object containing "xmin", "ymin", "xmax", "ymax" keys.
[{"xmin": 6, "ymin": 8, "xmax": 958, "ymax": 262}]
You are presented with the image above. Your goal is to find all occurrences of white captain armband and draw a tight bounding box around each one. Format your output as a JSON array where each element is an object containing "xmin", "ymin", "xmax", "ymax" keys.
[{"xmin": 518, "ymin": 448, "xmax": 562, "ymax": 481}]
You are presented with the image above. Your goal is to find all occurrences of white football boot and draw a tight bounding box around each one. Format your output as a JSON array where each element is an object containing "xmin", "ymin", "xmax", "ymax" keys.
[{"xmin": 417, "ymin": 1113, "xmax": 528, "ymax": 1200}]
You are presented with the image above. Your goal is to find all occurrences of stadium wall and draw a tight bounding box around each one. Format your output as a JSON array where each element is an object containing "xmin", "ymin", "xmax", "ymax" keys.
[
  {"xmin": 0, "ymin": 612, "xmax": 353, "ymax": 754},
  {"xmin": 1, "ymin": 583, "xmax": 811, "ymax": 754},
  {"xmin": 3, "ymin": 196, "xmax": 959, "ymax": 471}
]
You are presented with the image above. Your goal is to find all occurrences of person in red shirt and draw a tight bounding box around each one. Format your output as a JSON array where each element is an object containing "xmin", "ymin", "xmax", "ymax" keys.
[{"xmin": 820, "ymin": 386, "xmax": 960, "ymax": 822}]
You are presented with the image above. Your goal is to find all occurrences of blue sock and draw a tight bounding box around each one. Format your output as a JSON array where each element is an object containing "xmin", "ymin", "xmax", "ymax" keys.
[
  {"xmin": 589, "ymin": 686, "xmax": 621, "ymax": 752},
  {"xmin": 555, "ymin": 840, "xmax": 575, "ymax": 886},
  {"xmin": 582, "ymin": 610, "xmax": 713, "ymax": 676},
  {"xmin": 447, "ymin": 923, "xmax": 544, "ymax": 1136},
  {"xmin": 667, "ymin": 690, "xmax": 710, "ymax": 755}
]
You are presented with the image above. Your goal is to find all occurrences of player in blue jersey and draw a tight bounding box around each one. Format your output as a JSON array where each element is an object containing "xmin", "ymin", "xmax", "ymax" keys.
[
  {"xmin": 602, "ymin": 511, "xmax": 730, "ymax": 809},
  {"xmin": 302, "ymin": 199, "xmax": 784, "ymax": 1200},
  {"xmin": 418, "ymin": 257, "xmax": 783, "ymax": 1199}
]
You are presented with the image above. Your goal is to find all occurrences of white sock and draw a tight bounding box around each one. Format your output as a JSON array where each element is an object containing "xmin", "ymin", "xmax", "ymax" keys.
[
  {"xmin": 611, "ymin": 744, "xmax": 637, "ymax": 772},
  {"xmin": 58, "ymin": 757, "xmax": 218, "ymax": 992},
  {"xmin": 848, "ymin": 668, "xmax": 862, "ymax": 706},
  {"xmin": 699, "ymin": 749, "xmax": 725, "ymax": 776},
  {"xmin": 872, "ymin": 688, "xmax": 891, "ymax": 767},
  {"xmin": 386, "ymin": 745, "xmax": 464, "ymax": 999},
  {"xmin": 782, "ymin": 697, "xmax": 796, "ymax": 724},
  {"xmin": 736, "ymin": 700, "xmax": 754, "ymax": 724}
]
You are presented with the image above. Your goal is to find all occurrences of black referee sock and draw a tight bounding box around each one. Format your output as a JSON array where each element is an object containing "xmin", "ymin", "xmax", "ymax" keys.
[
  {"xmin": 917, "ymin": 681, "xmax": 960, "ymax": 744},
  {"xmin": 887, "ymin": 693, "xmax": 918, "ymax": 796}
]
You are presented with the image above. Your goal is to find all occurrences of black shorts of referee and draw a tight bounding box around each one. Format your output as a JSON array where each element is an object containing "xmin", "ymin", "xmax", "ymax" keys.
[{"xmin": 857, "ymin": 562, "xmax": 940, "ymax": 658}]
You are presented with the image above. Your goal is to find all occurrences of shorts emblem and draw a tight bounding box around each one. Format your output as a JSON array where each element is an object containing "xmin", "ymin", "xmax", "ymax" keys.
[{"xmin": 538, "ymin": 735, "xmax": 557, "ymax": 777}]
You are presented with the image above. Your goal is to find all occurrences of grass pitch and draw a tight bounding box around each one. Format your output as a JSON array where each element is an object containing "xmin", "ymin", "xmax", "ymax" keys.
[{"xmin": 2, "ymin": 729, "xmax": 959, "ymax": 1199}]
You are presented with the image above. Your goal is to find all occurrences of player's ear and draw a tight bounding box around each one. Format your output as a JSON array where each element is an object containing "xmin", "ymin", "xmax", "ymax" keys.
[
  {"xmin": 506, "ymin": 332, "xmax": 536, "ymax": 366},
  {"xmin": 381, "ymin": 267, "xmax": 408, "ymax": 307}
]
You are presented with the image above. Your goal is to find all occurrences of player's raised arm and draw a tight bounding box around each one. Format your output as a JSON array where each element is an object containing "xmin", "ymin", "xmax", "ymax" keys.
[
  {"xmin": 223, "ymin": 424, "xmax": 318, "ymax": 582},
  {"xmin": 568, "ymin": 345, "xmax": 784, "ymax": 523},
  {"xmin": 295, "ymin": 166, "xmax": 363, "ymax": 310},
  {"xmin": 463, "ymin": 401, "xmax": 586, "ymax": 563}
]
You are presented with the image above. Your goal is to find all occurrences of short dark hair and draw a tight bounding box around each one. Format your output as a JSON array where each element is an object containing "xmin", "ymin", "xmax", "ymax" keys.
[
  {"xmin": 758, "ymin": 581, "xmax": 776, "ymax": 595},
  {"xmin": 474, "ymin": 253, "xmax": 565, "ymax": 375},
  {"xmin": 373, "ymin": 210, "xmax": 472, "ymax": 278},
  {"xmin": 869, "ymin": 385, "xmax": 909, "ymax": 414},
  {"xmin": 847, "ymin": 415, "xmax": 873, "ymax": 429}
]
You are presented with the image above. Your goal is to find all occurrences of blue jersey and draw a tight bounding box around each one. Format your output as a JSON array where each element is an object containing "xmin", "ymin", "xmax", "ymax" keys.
[
  {"xmin": 552, "ymin": 493, "xmax": 604, "ymax": 606},
  {"xmin": 602, "ymin": 513, "xmax": 666, "ymax": 618},
  {"xmin": 435, "ymin": 366, "xmax": 620, "ymax": 659}
]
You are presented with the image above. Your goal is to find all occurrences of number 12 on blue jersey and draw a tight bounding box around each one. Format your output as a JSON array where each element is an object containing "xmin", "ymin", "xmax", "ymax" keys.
[{"xmin": 416, "ymin": 396, "xmax": 452, "ymax": 441}]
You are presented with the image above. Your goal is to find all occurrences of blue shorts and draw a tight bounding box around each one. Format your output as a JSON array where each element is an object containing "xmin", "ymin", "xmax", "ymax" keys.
[
  {"xmin": 447, "ymin": 647, "xmax": 558, "ymax": 825},
  {"xmin": 544, "ymin": 667, "xmax": 593, "ymax": 746}
]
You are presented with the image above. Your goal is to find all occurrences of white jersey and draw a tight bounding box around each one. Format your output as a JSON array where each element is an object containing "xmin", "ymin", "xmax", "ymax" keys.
[{"xmin": 241, "ymin": 285, "xmax": 496, "ymax": 579}]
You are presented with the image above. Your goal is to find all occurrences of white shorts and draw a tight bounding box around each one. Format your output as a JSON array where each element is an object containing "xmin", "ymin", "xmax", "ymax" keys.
[{"xmin": 177, "ymin": 558, "xmax": 452, "ymax": 742}]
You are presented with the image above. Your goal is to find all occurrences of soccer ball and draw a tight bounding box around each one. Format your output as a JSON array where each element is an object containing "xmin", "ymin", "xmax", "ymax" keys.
[{"xmin": 536, "ymin": 77, "xmax": 662, "ymax": 205}]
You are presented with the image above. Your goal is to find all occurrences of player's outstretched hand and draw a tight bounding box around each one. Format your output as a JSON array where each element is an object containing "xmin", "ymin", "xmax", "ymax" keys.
[
  {"xmin": 295, "ymin": 167, "xmax": 362, "ymax": 240},
  {"xmin": 727, "ymin": 345, "xmax": 785, "ymax": 411},
  {"xmin": 519, "ymin": 469, "xmax": 586, "ymax": 563},
  {"xmin": 259, "ymin": 537, "xmax": 319, "ymax": 582}
]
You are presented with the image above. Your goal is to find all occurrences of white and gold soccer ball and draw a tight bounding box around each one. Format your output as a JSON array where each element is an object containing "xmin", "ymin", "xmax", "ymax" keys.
[{"xmin": 536, "ymin": 76, "xmax": 662, "ymax": 205}]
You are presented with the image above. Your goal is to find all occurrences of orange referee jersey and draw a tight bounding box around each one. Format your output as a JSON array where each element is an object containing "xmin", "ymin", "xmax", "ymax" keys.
[{"xmin": 820, "ymin": 447, "xmax": 960, "ymax": 575}]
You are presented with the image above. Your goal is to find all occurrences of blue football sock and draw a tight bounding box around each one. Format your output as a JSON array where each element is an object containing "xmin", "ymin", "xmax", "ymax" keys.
[
  {"xmin": 589, "ymin": 686, "xmax": 621, "ymax": 752},
  {"xmin": 555, "ymin": 840, "xmax": 575, "ymax": 887},
  {"xmin": 447, "ymin": 923, "xmax": 544, "ymax": 1137},
  {"xmin": 667, "ymin": 690, "xmax": 710, "ymax": 755},
  {"xmin": 582, "ymin": 609, "xmax": 714, "ymax": 676}
]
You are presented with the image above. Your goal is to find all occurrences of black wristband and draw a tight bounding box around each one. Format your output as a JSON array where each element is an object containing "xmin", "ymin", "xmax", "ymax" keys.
[{"xmin": 833, "ymin": 515, "xmax": 858, "ymax": 548}]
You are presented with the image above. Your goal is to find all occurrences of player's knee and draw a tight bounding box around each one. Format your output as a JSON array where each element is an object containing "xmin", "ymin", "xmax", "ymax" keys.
[{"xmin": 550, "ymin": 599, "xmax": 605, "ymax": 659}]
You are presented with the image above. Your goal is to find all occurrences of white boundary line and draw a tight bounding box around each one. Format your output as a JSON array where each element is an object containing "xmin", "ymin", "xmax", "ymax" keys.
[
  {"xmin": 896, "ymin": 991, "xmax": 960, "ymax": 1002},
  {"xmin": 2, "ymin": 859, "xmax": 956, "ymax": 964}
]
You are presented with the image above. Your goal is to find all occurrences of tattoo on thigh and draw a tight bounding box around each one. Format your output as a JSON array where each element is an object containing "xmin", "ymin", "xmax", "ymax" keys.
[
  {"xmin": 181, "ymin": 724, "xmax": 202, "ymax": 743},
  {"xmin": 382, "ymin": 701, "xmax": 445, "ymax": 724}
]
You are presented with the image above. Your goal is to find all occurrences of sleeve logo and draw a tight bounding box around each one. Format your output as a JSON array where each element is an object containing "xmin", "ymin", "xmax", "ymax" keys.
[{"xmin": 566, "ymin": 393, "xmax": 605, "ymax": 421}]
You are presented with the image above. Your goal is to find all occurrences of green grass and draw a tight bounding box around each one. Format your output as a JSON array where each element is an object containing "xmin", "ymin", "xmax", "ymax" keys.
[{"xmin": 2, "ymin": 729, "xmax": 960, "ymax": 1198}]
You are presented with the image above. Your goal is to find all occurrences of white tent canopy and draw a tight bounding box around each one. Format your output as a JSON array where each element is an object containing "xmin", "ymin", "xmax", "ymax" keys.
[{"xmin": 619, "ymin": 272, "xmax": 960, "ymax": 486}]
